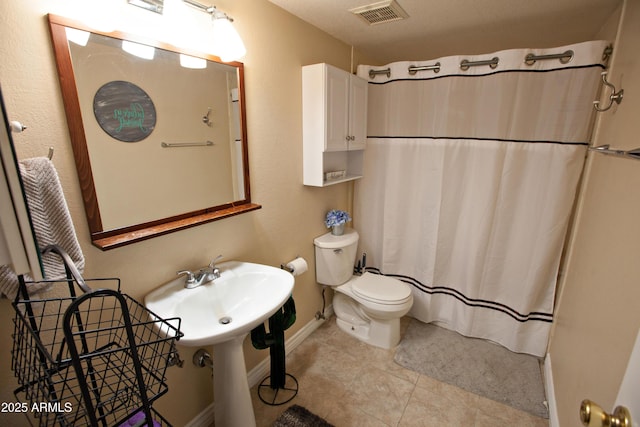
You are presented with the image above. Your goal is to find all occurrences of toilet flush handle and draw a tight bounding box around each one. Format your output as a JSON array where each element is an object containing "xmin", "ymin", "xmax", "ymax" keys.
[{"xmin": 334, "ymin": 249, "xmax": 343, "ymax": 254}]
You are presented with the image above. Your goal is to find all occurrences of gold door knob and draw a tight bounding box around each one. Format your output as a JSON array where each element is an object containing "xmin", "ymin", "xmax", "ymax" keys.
[{"xmin": 580, "ymin": 399, "xmax": 632, "ymax": 427}]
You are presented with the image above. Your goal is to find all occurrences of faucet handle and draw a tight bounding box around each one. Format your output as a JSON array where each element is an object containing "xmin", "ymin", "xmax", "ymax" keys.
[
  {"xmin": 209, "ymin": 255, "xmax": 224, "ymax": 269},
  {"xmin": 177, "ymin": 270, "xmax": 196, "ymax": 284}
]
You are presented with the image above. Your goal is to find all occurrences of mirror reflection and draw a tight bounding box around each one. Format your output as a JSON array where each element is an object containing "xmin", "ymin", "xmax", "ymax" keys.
[{"xmin": 49, "ymin": 15, "xmax": 259, "ymax": 250}]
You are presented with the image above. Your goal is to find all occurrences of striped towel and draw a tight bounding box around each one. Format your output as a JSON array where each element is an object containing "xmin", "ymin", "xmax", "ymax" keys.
[{"xmin": 0, "ymin": 157, "xmax": 84, "ymax": 299}]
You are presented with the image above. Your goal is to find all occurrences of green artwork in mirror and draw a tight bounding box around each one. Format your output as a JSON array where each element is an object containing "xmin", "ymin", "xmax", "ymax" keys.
[{"xmin": 93, "ymin": 80, "xmax": 156, "ymax": 142}]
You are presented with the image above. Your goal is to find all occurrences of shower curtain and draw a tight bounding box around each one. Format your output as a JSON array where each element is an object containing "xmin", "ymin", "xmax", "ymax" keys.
[{"xmin": 355, "ymin": 41, "xmax": 609, "ymax": 356}]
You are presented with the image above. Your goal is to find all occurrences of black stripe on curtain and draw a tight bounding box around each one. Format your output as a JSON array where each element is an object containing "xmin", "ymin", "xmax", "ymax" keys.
[
  {"xmin": 365, "ymin": 268, "xmax": 554, "ymax": 323},
  {"xmin": 365, "ymin": 63, "xmax": 606, "ymax": 85},
  {"xmin": 366, "ymin": 136, "xmax": 589, "ymax": 146}
]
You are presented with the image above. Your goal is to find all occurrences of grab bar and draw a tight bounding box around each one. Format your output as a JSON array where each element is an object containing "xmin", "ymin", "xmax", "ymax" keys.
[
  {"xmin": 161, "ymin": 141, "xmax": 214, "ymax": 148},
  {"xmin": 460, "ymin": 57, "xmax": 499, "ymax": 71},
  {"xmin": 408, "ymin": 62, "xmax": 441, "ymax": 75},
  {"xmin": 524, "ymin": 50, "xmax": 574, "ymax": 66}
]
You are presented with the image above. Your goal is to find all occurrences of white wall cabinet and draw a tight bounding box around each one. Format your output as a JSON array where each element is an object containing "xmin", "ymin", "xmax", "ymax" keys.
[{"xmin": 302, "ymin": 63, "xmax": 368, "ymax": 186}]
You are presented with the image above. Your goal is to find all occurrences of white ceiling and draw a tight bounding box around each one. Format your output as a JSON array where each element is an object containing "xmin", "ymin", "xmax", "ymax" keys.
[{"xmin": 267, "ymin": 0, "xmax": 621, "ymax": 64}]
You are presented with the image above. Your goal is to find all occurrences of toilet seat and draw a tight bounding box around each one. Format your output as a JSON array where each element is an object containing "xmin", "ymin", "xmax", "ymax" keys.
[{"xmin": 352, "ymin": 273, "xmax": 412, "ymax": 305}]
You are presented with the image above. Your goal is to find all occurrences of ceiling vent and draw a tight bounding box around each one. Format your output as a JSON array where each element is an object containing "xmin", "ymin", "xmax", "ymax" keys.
[{"xmin": 349, "ymin": 0, "xmax": 409, "ymax": 25}]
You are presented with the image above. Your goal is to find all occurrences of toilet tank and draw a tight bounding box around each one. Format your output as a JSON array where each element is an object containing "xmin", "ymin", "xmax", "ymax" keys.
[{"xmin": 313, "ymin": 228, "xmax": 359, "ymax": 286}]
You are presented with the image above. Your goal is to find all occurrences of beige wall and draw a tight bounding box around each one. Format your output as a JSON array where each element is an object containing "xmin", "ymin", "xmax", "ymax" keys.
[
  {"xmin": 0, "ymin": 0, "xmax": 372, "ymax": 425},
  {"xmin": 548, "ymin": 0, "xmax": 640, "ymax": 425}
]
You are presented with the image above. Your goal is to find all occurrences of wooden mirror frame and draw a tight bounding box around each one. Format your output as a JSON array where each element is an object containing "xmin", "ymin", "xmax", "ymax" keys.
[{"xmin": 48, "ymin": 14, "xmax": 260, "ymax": 250}]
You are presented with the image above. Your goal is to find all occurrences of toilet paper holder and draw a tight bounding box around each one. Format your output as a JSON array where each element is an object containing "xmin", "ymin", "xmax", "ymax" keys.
[
  {"xmin": 281, "ymin": 256, "xmax": 307, "ymax": 276},
  {"xmin": 280, "ymin": 256, "xmax": 297, "ymax": 273},
  {"xmin": 280, "ymin": 263, "xmax": 295, "ymax": 273}
]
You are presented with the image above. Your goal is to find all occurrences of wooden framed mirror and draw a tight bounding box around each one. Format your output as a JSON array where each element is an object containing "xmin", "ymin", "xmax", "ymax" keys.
[{"xmin": 48, "ymin": 14, "xmax": 260, "ymax": 250}]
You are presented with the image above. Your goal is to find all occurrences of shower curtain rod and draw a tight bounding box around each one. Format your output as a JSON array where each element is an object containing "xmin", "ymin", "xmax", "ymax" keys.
[
  {"xmin": 369, "ymin": 68, "xmax": 390, "ymax": 78},
  {"xmin": 367, "ymin": 47, "xmax": 601, "ymax": 79},
  {"xmin": 460, "ymin": 56, "xmax": 499, "ymax": 70},
  {"xmin": 524, "ymin": 50, "xmax": 574, "ymax": 65},
  {"xmin": 408, "ymin": 62, "xmax": 440, "ymax": 75}
]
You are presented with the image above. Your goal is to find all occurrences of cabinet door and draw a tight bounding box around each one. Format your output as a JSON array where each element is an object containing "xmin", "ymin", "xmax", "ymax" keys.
[
  {"xmin": 325, "ymin": 65, "xmax": 350, "ymax": 151},
  {"xmin": 348, "ymin": 75, "xmax": 368, "ymax": 150}
]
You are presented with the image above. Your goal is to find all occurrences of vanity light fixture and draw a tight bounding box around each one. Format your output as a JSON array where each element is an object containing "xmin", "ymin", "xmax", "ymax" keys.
[
  {"xmin": 182, "ymin": 0, "xmax": 246, "ymax": 62},
  {"xmin": 128, "ymin": 0, "xmax": 164, "ymax": 14},
  {"xmin": 211, "ymin": 12, "xmax": 246, "ymax": 62},
  {"xmin": 122, "ymin": 40, "xmax": 156, "ymax": 60}
]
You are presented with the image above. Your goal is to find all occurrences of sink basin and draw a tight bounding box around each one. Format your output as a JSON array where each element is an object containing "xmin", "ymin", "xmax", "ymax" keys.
[
  {"xmin": 145, "ymin": 260, "xmax": 295, "ymax": 427},
  {"xmin": 145, "ymin": 260, "xmax": 294, "ymax": 346}
]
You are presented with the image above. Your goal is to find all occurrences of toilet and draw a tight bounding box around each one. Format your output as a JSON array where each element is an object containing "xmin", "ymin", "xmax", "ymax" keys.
[{"xmin": 314, "ymin": 228, "xmax": 413, "ymax": 349}]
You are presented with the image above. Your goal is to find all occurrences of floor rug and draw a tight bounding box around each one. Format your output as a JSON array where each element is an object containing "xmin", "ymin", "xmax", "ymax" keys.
[
  {"xmin": 273, "ymin": 404, "xmax": 335, "ymax": 427},
  {"xmin": 394, "ymin": 320, "xmax": 548, "ymax": 418}
]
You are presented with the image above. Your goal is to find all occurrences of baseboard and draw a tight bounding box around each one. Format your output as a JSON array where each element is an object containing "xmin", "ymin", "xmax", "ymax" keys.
[
  {"xmin": 185, "ymin": 306, "xmax": 333, "ymax": 427},
  {"xmin": 184, "ymin": 402, "xmax": 215, "ymax": 427},
  {"xmin": 543, "ymin": 353, "xmax": 559, "ymax": 427}
]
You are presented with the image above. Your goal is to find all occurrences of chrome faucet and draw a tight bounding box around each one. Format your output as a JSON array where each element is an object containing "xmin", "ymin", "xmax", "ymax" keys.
[{"xmin": 178, "ymin": 255, "xmax": 223, "ymax": 289}]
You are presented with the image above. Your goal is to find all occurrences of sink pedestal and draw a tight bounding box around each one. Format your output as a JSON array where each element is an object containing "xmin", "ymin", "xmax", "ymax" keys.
[{"xmin": 212, "ymin": 335, "xmax": 256, "ymax": 427}]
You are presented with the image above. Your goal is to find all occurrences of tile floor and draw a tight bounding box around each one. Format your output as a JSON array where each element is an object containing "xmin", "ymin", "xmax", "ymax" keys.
[{"xmin": 250, "ymin": 316, "xmax": 549, "ymax": 427}]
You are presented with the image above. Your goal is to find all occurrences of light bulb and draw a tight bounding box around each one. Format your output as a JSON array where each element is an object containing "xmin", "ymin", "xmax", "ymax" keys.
[
  {"xmin": 122, "ymin": 40, "xmax": 156, "ymax": 60},
  {"xmin": 179, "ymin": 54, "xmax": 207, "ymax": 69},
  {"xmin": 212, "ymin": 17, "xmax": 246, "ymax": 62}
]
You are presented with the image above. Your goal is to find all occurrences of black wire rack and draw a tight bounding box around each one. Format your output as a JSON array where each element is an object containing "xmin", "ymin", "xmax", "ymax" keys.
[{"xmin": 10, "ymin": 246, "xmax": 183, "ymax": 427}]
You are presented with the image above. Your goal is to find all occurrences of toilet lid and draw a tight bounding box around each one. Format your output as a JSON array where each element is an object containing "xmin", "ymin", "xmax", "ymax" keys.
[{"xmin": 352, "ymin": 272, "xmax": 412, "ymax": 304}]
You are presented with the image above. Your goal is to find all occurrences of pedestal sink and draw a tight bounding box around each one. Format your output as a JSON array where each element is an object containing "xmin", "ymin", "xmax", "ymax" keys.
[{"xmin": 145, "ymin": 261, "xmax": 294, "ymax": 427}]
